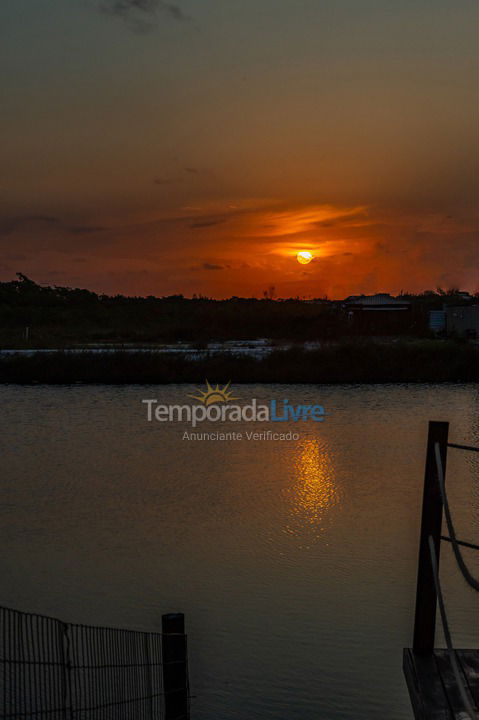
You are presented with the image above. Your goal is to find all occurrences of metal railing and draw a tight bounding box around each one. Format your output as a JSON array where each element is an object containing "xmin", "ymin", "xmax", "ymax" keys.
[{"xmin": 412, "ymin": 420, "xmax": 479, "ymax": 719}]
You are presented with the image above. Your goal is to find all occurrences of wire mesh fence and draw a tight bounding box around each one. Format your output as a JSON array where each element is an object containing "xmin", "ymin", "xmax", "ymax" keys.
[{"xmin": 0, "ymin": 605, "xmax": 185, "ymax": 720}]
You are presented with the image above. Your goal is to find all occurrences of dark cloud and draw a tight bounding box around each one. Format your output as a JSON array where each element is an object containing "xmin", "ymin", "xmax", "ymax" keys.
[
  {"xmin": 24, "ymin": 215, "xmax": 58, "ymax": 223},
  {"xmin": 0, "ymin": 215, "xmax": 110, "ymax": 240},
  {"xmin": 316, "ymin": 221, "xmax": 335, "ymax": 228},
  {"xmin": 202, "ymin": 263, "xmax": 223, "ymax": 271},
  {"xmin": 69, "ymin": 225, "xmax": 108, "ymax": 234},
  {"xmin": 314, "ymin": 210, "xmax": 368, "ymax": 229},
  {"xmin": 190, "ymin": 218, "xmax": 226, "ymax": 229},
  {"xmin": 0, "ymin": 215, "xmax": 59, "ymax": 236},
  {"xmin": 99, "ymin": 0, "xmax": 186, "ymax": 26}
]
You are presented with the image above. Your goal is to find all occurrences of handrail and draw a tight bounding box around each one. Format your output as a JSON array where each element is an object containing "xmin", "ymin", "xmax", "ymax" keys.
[
  {"xmin": 428, "ymin": 536, "xmax": 477, "ymax": 720},
  {"xmin": 435, "ymin": 443, "xmax": 479, "ymax": 591}
]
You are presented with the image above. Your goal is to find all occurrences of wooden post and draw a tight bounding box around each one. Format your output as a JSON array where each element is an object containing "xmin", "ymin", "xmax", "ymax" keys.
[
  {"xmin": 162, "ymin": 613, "xmax": 189, "ymax": 720},
  {"xmin": 413, "ymin": 421, "xmax": 449, "ymax": 654}
]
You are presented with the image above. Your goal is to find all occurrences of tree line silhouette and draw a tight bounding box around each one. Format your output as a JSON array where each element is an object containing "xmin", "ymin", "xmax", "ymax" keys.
[{"xmin": 0, "ymin": 274, "xmax": 475, "ymax": 347}]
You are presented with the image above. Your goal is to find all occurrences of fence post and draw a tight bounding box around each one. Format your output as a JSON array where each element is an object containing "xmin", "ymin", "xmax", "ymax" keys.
[
  {"xmin": 162, "ymin": 613, "xmax": 189, "ymax": 720},
  {"xmin": 413, "ymin": 420, "xmax": 449, "ymax": 654}
]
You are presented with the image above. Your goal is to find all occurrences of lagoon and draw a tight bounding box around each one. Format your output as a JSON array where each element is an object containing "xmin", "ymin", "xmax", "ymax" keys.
[{"xmin": 1, "ymin": 383, "xmax": 479, "ymax": 719}]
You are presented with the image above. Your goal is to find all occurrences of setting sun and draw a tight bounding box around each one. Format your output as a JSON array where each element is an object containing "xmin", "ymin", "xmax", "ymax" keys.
[{"xmin": 297, "ymin": 251, "xmax": 313, "ymax": 265}]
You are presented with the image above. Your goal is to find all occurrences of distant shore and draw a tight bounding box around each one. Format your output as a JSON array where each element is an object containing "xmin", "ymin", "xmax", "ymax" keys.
[{"xmin": 0, "ymin": 340, "xmax": 478, "ymax": 384}]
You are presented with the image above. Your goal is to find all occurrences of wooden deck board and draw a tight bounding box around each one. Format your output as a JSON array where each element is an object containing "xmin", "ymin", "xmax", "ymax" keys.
[
  {"xmin": 457, "ymin": 651, "xmax": 479, "ymax": 712},
  {"xmin": 404, "ymin": 649, "xmax": 479, "ymax": 720},
  {"xmin": 403, "ymin": 649, "xmax": 451, "ymax": 719},
  {"xmin": 434, "ymin": 649, "xmax": 477, "ymax": 718}
]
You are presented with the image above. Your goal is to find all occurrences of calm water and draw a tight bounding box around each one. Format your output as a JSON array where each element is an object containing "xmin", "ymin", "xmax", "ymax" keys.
[{"xmin": 2, "ymin": 384, "xmax": 479, "ymax": 719}]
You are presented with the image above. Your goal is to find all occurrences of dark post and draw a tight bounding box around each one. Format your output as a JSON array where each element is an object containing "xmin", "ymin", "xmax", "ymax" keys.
[
  {"xmin": 413, "ymin": 420, "xmax": 449, "ymax": 654},
  {"xmin": 162, "ymin": 613, "xmax": 189, "ymax": 720}
]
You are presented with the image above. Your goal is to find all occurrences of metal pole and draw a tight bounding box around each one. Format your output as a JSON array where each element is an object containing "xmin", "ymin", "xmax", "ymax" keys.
[{"xmin": 413, "ymin": 420, "xmax": 449, "ymax": 654}]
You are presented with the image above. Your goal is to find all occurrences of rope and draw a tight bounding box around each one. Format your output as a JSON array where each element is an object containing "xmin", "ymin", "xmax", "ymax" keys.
[
  {"xmin": 428, "ymin": 535, "xmax": 478, "ymax": 720},
  {"xmin": 448, "ymin": 443, "xmax": 479, "ymax": 454},
  {"xmin": 435, "ymin": 443, "xmax": 479, "ymax": 591},
  {"xmin": 441, "ymin": 536, "xmax": 479, "ymax": 552}
]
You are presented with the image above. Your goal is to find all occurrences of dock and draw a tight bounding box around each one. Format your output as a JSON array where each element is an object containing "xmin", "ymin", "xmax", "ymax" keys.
[
  {"xmin": 404, "ymin": 649, "xmax": 479, "ymax": 719},
  {"xmin": 404, "ymin": 421, "xmax": 479, "ymax": 720}
]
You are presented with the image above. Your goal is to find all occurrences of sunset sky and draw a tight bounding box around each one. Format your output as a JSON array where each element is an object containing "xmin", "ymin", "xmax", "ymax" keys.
[{"xmin": 2, "ymin": 0, "xmax": 479, "ymax": 298}]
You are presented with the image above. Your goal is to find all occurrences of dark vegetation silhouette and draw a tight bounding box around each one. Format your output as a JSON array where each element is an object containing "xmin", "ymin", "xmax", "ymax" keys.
[
  {"xmin": 1, "ymin": 275, "xmax": 477, "ymax": 383},
  {"xmin": 0, "ymin": 274, "xmax": 474, "ymax": 347}
]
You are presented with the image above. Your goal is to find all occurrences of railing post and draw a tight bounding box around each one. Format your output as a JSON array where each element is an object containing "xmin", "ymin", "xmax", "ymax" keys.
[
  {"xmin": 413, "ymin": 420, "xmax": 449, "ymax": 654},
  {"xmin": 162, "ymin": 613, "xmax": 189, "ymax": 720}
]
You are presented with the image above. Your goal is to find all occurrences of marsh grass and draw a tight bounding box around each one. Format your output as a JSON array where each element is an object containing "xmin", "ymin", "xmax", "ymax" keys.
[{"xmin": 1, "ymin": 340, "xmax": 478, "ymax": 384}]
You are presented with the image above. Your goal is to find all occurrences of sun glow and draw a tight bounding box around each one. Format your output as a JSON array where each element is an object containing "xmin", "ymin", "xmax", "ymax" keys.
[
  {"xmin": 297, "ymin": 251, "xmax": 313, "ymax": 265},
  {"xmin": 283, "ymin": 439, "xmax": 340, "ymax": 542}
]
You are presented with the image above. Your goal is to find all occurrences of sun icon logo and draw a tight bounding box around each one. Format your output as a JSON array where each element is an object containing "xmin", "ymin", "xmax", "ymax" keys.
[{"xmin": 188, "ymin": 380, "xmax": 239, "ymax": 406}]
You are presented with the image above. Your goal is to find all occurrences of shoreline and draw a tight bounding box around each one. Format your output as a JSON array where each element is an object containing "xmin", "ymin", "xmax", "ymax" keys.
[{"xmin": 0, "ymin": 340, "xmax": 478, "ymax": 385}]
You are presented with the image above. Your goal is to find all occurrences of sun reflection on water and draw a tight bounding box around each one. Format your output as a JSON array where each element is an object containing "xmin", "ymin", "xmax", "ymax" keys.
[{"xmin": 284, "ymin": 438, "xmax": 339, "ymax": 542}]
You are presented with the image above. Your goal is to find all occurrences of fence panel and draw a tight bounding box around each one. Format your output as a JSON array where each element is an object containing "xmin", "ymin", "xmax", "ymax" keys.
[{"xmin": 0, "ymin": 606, "xmax": 174, "ymax": 720}]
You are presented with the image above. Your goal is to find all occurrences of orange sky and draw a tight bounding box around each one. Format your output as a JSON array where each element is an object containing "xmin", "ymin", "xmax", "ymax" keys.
[
  {"xmin": 3, "ymin": 199, "xmax": 478, "ymax": 299},
  {"xmin": 2, "ymin": 1, "xmax": 479, "ymax": 298}
]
